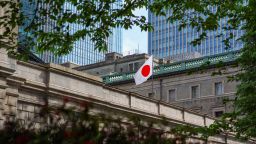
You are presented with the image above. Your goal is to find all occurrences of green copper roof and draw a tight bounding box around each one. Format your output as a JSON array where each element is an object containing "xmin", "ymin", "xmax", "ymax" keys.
[{"xmin": 102, "ymin": 50, "xmax": 241, "ymax": 84}]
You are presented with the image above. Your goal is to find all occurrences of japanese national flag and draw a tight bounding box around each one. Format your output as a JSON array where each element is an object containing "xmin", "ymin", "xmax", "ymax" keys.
[{"xmin": 133, "ymin": 55, "xmax": 153, "ymax": 85}]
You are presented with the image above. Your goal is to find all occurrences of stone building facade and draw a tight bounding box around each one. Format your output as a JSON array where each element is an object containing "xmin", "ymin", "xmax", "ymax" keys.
[
  {"xmin": 113, "ymin": 66, "xmax": 238, "ymax": 118},
  {"xmin": 0, "ymin": 49, "xmax": 248, "ymax": 143},
  {"xmin": 74, "ymin": 52, "xmax": 160, "ymax": 76},
  {"xmin": 100, "ymin": 51, "xmax": 240, "ymax": 118}
]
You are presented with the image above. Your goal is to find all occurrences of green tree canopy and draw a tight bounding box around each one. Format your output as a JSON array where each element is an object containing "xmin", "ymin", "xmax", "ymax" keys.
[{"xmin": 0, "ymin": 0, "xmax": 151, "ymax": 58}]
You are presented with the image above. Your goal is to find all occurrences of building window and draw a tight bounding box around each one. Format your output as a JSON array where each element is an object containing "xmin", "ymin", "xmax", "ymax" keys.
[
  {"xmin": 214, "ymin": 111, "xmax": 224, "ymax": 118},
  {"xmin": 215, "ymin": 82, "xmax": 223, "ymax": 95},
  {"xmin": 128, "ymin": 63, "xmax": 134, "ymax": 72},
  {"xmin": 168, "ymin": 89, "xmax": 176, "ymax": 102},
  {"xmin": 191, "ymin": 85, "xmax": 199, "ymax": 99},
  {"xmin": 128, "ymin": 62, "xmax": 140, "ymax": 72},
  {"xmin": 148, "ymin": 92, "xmax": 155, "ymax": 97},
  {"xmin": 134, "ymin": 62, "xmax": 140, "ymax": 71}
]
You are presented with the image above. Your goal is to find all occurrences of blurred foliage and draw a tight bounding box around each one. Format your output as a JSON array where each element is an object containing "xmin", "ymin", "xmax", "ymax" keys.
[{"xmin": 0, "ymin": 99, "xmax": 205, "ymax": 144}]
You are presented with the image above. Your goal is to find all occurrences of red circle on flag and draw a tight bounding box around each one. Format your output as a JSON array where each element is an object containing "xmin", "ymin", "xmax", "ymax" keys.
[{"xmin": 141, "ymin": 65, "xmax": 150, "ymax": 77}]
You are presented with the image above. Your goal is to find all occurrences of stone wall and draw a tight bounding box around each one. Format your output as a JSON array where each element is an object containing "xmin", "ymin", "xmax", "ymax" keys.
[
  {"xmin": 0, "ymin": 50, "xmax": 248, "ymax": 143},
  {"xmin": 113, "ymin": 67, "xmax": 239, "ymax": 117}
]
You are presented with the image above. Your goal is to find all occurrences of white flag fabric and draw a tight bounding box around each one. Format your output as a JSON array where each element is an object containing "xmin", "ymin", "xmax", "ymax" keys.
[{"xmin": 133, "ymin": 55, "xmax": 153, "ymax": 85}]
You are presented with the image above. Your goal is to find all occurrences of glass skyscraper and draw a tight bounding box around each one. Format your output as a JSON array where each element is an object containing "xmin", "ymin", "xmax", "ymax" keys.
[
  {"xmin": 20, "ymin": 0, "xmax": 123, "ymax": 65},
  {"xmin": 148, "ymin": 7, "xmax": 243, "ymax": 59}
]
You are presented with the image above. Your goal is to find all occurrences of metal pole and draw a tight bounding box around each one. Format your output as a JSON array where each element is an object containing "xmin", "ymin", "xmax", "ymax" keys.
[
  {"xmin": 152, "ymin": 56, "xmax": 154, "ymax": 97},
  {"xmin": 160, "ymin": 79, "xmax": 162, "ymax": 100}
]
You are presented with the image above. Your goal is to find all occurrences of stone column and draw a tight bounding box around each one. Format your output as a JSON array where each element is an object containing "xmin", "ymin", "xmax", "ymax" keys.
[
  {"xmin": 0, "ymin": 78, "xmax": 8, "ymax": 127},
  {"xmin": 0, "ymin": 44, "xmax": 18, "ymax": 122},
  {"xmin": 2, "ymin": 76, "xmax": 25, "ymax": 121}
]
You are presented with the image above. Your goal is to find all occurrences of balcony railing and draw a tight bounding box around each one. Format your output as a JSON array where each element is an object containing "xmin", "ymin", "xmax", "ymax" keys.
[{"xmin": 103, "ymin": 50, "xmax": 241, "ymax": 84}]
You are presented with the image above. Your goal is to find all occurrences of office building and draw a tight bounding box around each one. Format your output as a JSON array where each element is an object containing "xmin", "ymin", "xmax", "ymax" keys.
[
  {"xmin": 19, "ymin": 0, "xmax": 123, "ymax": 65},
  {"xmin": 148, "ymin": 6, "xmax": 244, "ymax": 59}
]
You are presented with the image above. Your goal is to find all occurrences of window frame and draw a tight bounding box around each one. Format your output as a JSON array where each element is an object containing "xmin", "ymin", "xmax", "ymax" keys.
[
  {"xmin": 212, "ymin": 107, "xmax": 225, "ymax": 118},
  {"xmin": 148, "ymin": 90, "xmax": 156, "ymax": 98},
  {"xmin": 214, "ymin": 111, "xmax": 224, "ymax": 118},
  {"xmin": 167, "ymin": 88, "xmax": 177, "ymax": 102},
  {"xmin": 128, "ymin": 62, "xmax": 141, "ymax": 72},
  {"xmin": 190, "ymin": 84, "xmax": 200, "ymax": 99},
  {"xmin": 214, "ymin": 81, "xmax": 224, "ymax": 96},
  {"xmin": 134, "ymin": 62, "xmax": 140, "ymax": 71},
  {"xmin": 128, "ymin": 63, "xmax": 134, "ymax": 72}
]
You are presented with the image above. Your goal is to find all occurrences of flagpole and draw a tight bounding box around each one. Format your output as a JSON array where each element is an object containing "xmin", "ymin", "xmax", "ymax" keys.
[{"xmin": 152, "ymin": 55, "xmax": 154, "ymax": 97}]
